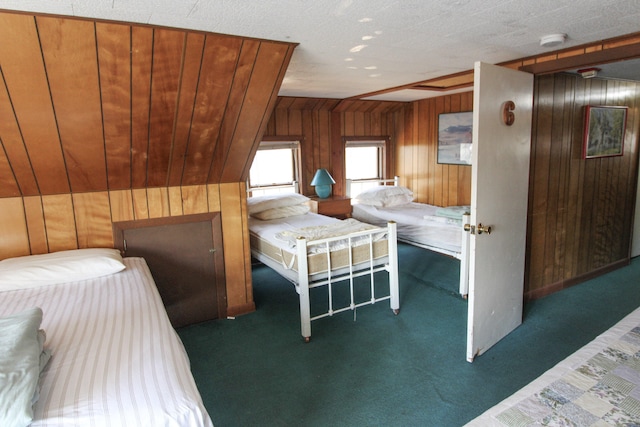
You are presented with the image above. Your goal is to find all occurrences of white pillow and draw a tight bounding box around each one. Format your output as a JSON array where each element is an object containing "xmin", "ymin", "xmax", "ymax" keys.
[
  {"xmin": 0, "ymin": 248, "xmax": 126, "ymax": 292},
  {"xmin": 247, "ymin": 193, "xmax": 310, "ymax": 215},
  {"xmin": 354, "ymin": 186, "xmax": 413, "ymax": 207},
  {"xmin": 382, "ymin": 193, "xmax": 414, "ymax": 207},
  {"xmin": 251, "ymin": 203, "xmax": 310, "ymax": 220}
]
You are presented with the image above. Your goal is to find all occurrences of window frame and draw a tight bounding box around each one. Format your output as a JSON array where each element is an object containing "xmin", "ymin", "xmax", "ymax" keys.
[
  {"xmin": 247, "ymin": 137, "xmax": 302, "ymax": 196},
  {"xmin": 344, "ymin": 137, "xmax": 388, "ymax": 181}
]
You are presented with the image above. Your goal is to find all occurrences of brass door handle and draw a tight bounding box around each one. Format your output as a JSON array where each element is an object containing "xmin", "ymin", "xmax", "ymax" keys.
[
  {"xmin": 464, "ymin": 223, "xmax": 492, "ymax": 235},
  {"xmin": 477, "ymin": 223, "xmax": 492, "ymax": 235}
]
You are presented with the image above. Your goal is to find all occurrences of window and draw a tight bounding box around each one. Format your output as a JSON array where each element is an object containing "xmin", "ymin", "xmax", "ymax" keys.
[
  {"xmin": 345, "ymin": 138, "xmax": 386, "ymax": 196},
  {"xmin": 248, "ymin": 139, "xmax": 300, "ymax": 197}
]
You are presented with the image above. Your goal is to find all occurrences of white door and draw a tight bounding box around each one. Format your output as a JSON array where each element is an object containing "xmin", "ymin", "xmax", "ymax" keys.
[{"xmin": 466, "ymin": 62, "xmax": 534, "ymax": 362}]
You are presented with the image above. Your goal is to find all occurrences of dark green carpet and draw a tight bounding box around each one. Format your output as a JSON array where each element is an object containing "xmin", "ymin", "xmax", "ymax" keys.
[{"xmin": 178, "ymin": 244, "xmax": 640, "ymax": 427}]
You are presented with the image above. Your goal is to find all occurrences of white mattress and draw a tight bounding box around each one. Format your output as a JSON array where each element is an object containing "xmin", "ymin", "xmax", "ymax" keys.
[
  {"xmin": 0, "ymin": 257, "xmax": 213, "ymax": 427},
  {"xmin": 352, "ymin": 202, "xmax": 462, "ymax": 255},
  {"xmin": 248, "ymin": 211, "xmax": 341, "ymax": 252},
  {"xmin": 466, "ymin": 304, "xmax": 640, "ymax": 426},
  {"xmin": 248, "ymin": 212, "xmax": 391, "ymax": 284}
]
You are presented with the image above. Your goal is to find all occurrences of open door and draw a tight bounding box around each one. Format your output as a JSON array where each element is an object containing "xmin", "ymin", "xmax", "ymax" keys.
[{"xmin": 466, "ymin": 62, "xmax": 533, "ymax": 362}]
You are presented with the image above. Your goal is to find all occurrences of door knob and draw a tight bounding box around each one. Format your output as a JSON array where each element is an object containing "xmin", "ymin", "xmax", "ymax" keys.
[
  {"xmin": 463, "ymin": 223, "xmax": 492, "ymax": 235},
  {"xmin": 477, "ymin": 223, "xmax": 492, "ymax": 235}
]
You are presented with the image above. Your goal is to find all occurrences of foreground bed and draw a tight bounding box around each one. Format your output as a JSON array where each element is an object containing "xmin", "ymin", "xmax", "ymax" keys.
[
  {"xmin": 466, "ymin": 304, "xmax": 640, "ymax": 426},
  {"xmin": 0, "ymin": 249, "xmax": 213, "ymax": 427},
  {"xmin": 247, "ymin": 193, "xmax": 399, "ymax": 342},
  {"xmin": 347, "ymin": 178, "xmax": 471, "ymax": 295}
]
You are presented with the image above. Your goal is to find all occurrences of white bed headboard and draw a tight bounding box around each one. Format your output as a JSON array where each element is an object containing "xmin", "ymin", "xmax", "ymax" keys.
[
  {"xmin": 346, "ymin": 176, "xmax": 399, "ymax": 198},
  {"xmin": 246, "ymin": 181, "xmax": 299, "ymax": 197}
]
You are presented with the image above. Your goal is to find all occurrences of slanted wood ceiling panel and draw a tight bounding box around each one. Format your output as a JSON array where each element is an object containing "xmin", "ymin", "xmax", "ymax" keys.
[
  {"xmin": 0, "ymin": 11, "xmax": 296, "ymax": 198},
  {"xmin": 0, "ymin": 13, "xmax": 69, "ymax": 196}
]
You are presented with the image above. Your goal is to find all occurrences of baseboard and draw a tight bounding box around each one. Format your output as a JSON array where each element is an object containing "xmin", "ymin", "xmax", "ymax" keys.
[
  {"xmin": 226, "ymin": 302, "xmax": 256, "ymax": 318},
  {"xmin": 525, "ymin": 258, "xmax": 630, "ymax": 300}
]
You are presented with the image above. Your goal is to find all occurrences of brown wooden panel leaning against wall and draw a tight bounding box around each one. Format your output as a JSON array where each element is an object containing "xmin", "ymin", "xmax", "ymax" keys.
[{"xmin": 113, "ymin": 213, "xmax": 227, "ymax": 327}]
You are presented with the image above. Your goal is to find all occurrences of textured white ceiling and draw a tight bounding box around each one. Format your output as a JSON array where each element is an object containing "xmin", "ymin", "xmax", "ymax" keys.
[{"xmin": 2, "ymin": 0, "xmax": 640, "ymax": 101}]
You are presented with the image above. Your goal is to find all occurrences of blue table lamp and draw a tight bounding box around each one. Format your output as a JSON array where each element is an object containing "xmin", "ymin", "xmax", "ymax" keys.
[{"xmin": 310, "ymin": 168, "xmax": 336, "ymax": 199}]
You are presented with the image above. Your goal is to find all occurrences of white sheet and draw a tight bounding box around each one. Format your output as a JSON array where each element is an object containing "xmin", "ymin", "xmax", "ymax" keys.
[
  {"xmin": 352, "ymin": 202, "xmax": 462, "ymax": 255},
  {"xmin": 0, "ymin": 257, "xmax": 213, "ymax": 427},
  {"xmin": 466, "ymin": 304, "xmax": 640, "ymax": 426},
  {"xmin": 248, "ymin": 211, "xmax": 341, "ymax": 252}
]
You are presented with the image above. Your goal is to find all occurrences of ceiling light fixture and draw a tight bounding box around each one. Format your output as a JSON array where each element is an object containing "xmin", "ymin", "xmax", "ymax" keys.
[
  {"xmin": 540, "ymin": 33, "xmax": 567, "ymax": 48},
  {"xmin": 577, "ymin": 67, "xmax": 600, "ymax": 79}
]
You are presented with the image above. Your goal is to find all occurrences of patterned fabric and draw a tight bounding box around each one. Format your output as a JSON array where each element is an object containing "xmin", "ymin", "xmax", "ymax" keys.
[{"xmin": 494, "ymin": 326, "xmax": 640, "ymax": 426}]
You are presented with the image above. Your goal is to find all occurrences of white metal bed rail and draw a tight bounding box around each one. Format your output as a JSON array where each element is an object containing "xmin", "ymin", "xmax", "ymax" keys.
[{"xmin": 296, "ymin": 221, "xmax": 399, "ymax": 342}]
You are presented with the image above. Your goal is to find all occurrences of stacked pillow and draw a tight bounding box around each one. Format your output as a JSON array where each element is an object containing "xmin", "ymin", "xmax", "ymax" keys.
[
  {"xmin": 353, "ymin": 186, "xmax": 414, "ymax": 207},
  {"xmin": 247, "ymin": 193, "xmax": 311, "ymax": 220}
]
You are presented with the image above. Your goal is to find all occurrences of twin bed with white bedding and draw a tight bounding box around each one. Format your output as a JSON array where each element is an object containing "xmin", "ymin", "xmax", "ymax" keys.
[
  {"xmin": 351, "ymin": 201, "xmax": 465, "ymax": 258},
  {"xmin": 466, "ymin": 304, "xmax": 640, "ymax": 426},
  {"xmin": 0, "ymin": 248, "xmax": 213, "ymax": 427},
  {"xmin": 247, "ymin": 193, "xmax": 399, "ymax": 342},
  {"xmin": 347, "ymin": 178, "xmax": 471, "ymax": 295}
]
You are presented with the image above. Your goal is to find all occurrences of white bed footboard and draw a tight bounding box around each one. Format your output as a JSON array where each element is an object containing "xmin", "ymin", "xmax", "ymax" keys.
[{"xmin": 295, "ymin": 222, "xmax": 399, "ymax": 341}]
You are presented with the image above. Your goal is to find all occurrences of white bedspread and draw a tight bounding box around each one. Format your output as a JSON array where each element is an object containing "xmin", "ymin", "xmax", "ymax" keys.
[
  {"xmin": 249, "ymin": 212, "xmax": 341, "ymax": 252},
  {"xmin": 0, "ymin": 257, "xmax": 213, "ymax": 427},
  {"xmin": 352, "ymin": 202, "xmax": 463, "ymax": 254},
  {"xmin": 273, "ymin": 218, "xmax": 383, "ymax": 253}
]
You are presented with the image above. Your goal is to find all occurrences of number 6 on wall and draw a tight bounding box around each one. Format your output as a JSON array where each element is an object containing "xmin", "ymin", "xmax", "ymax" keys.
[{"xmin": 502, "ymin": 100, "xmax": 515, "ymax": 126}]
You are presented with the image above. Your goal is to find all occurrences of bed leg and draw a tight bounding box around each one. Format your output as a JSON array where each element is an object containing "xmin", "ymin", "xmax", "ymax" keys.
[
  {"xmin": 387, "ymin": 222, "xmax": 400, "ymax": 313},
  {"xmin": 392, "ymin": 309, "xmax": 400, "ymax": 315},
  {"xmin": 297, "ymin": 237, "xmax": 312, "ymax": 342}
]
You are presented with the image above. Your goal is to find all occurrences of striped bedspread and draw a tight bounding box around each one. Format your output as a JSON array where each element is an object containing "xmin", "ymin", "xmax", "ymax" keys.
[{"xmin": 0, "ymin": 257, "xmax": 213, "ymax": 427}]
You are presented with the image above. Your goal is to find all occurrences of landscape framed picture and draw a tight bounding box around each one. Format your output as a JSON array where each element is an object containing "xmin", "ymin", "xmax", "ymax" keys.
[
  {"xmin": 583, "ymin": 105, "xmax": 627, "ymax": 159},
  {"xmin": 437, "ymin": 111, "xmax": 473, "ymax": 165}
]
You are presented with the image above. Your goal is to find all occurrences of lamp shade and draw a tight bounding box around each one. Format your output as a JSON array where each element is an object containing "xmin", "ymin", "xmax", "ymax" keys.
[{"xmin": 310, "ymin": 168, "xmax": 336, "ymax": 199}]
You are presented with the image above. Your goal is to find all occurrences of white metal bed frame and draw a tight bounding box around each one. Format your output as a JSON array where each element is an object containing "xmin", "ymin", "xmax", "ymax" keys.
[
  {"xmin": 247, "ymin": 184, "xmax": 400, "ymax": 342},
  {"xmin": 346, "ymin": 177, "xmax": 471, "ymax": 296}
]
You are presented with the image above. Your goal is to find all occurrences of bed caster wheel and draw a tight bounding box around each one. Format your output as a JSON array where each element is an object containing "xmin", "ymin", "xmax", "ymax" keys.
[
  {"xmin": 303, "ymin": 336, "xmax": 311, "ymax": 343},
  {"xmin": 393, "ymin": 309, "xmax": 400, "ymax": 315}
]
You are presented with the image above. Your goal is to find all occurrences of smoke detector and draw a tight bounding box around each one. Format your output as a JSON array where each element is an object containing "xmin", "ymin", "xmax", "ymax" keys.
[
  {"xmin": 540, "ymin": 33, "xmax": 567, "ymax": 48},
  {"xmin": 577, "ymin": 67, "xmax": 601, "ymax": 79}
]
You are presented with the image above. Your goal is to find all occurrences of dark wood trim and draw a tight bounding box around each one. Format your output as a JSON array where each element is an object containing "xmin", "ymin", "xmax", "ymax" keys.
[
  {"xmin": 520, "ymin": 43, "xmax": 640, "ymax": 75},
  {"xmin": 261, "ymin": 135, "xmax": 304, "ymax": 142},
  {"xmin": 226, "ymin": 302, "xmax": 256, "ymax": 317},
  {"xmin": 524, "ymin": 258, "xmax": 630, "ymax": 300}
]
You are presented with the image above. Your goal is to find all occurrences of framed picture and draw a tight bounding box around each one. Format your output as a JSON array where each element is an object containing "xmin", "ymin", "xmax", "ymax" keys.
[
  {"xmin": 583, "ymin": 106, "xmax": 627, "ymax": 159},
  {"xmin": 438, "ymin": 111, "xmax": 473, "ymax": 165}
]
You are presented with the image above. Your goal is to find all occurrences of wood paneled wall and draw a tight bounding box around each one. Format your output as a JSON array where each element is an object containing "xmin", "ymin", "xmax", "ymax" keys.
[
  {"xmin": 0, "ymin": 11, "xmax": 295, "ymax": 198},
  {"xmin": 0, "ymin": 183, "xmax": 254, "ymax": 315},
  {"xmin": 526, "ymin": 73, "xmax": 640, "ymax": 297},
  {"xmin": 0, "ymin": 11, "xmax": 293, "ymax": 316},
  {"xmin": 263, "ymin": 97, "xmax": 405, "ymax": 196},
  {"xmin": 396, "ymin": 92, "xmax": 473, "ymax": 206}
]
